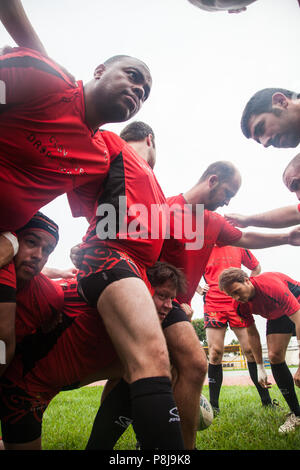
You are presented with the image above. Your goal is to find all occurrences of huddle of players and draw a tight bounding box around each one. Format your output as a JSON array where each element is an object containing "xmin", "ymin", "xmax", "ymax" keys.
[{"xmin": 0, "ymin": 0, "xmax": 300, "ymax": 450}]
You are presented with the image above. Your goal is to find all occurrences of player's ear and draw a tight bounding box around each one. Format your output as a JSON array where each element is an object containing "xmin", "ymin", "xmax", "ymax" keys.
[
  {"xmin": 208, "ymin": 175, "xmax": 219, "ymax": 188},
  {"xmin": 272, "ymin": 92, "xmax": 289, "ymax": 109},
  {"xmin": 94, "ymin": 64, "xmax": 106, "ymax": 79}
]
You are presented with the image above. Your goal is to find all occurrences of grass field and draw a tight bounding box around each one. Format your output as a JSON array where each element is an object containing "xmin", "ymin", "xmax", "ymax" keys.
[{"xmin": 27, "ymin": 384, "xmax": 300, "ymax": 451}]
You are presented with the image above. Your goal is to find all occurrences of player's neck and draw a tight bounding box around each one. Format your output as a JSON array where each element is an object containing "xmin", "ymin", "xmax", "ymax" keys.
[{"xmin": 183, "ymin": 183, "xmax": 206, "ymax": 207}]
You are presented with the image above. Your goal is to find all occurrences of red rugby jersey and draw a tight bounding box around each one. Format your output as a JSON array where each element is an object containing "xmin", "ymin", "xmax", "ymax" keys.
[
  {"xmin": 4, "ymin": 277, "xmax": 116, "ymax": 398},
  {"xmin": 234, "ymin": 272, "xmax": 300, "ymax": 327},
  {"xmin": 0, "ymin": 47, "xmax": 109, "ymax": 231},
  {"xmin": 15, "ymin": 273, "xmax": 64, "ymax": 342},
  {"xmin": 203, "ymin": 245, "xmax": 259, "ymax": 312},
  {"xmin": 160, "ymin": 194, "xmax": 242, "ymax": 304},
  {"xmin": 79, "ymin": 131, "xmax": 167, "ymax": 269}
]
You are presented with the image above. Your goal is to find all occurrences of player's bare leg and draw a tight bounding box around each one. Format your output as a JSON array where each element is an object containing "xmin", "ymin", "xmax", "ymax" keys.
[
  {"xmin": 97, "ymin": 277, "xmax": 184, "ymax": 449},
  {"xmin": 206, "ymin": 327, "xmax": 226, "ymax": 413},
  {"xmin": 164, "ymin": 321, "xmax": 207, "ymax": 449},
  {"xmin": 267, "ymin": 332, "xmax": 300, "ymax": 432},
  {"xmin": 233, "ymin": 326, "xmax": 273, "ymax": 406}
]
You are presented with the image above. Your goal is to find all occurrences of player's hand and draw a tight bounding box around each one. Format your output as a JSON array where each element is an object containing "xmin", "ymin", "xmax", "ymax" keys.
[
  {"xmin": 294, "ymin": 367, "xmax": 300, "ymax": 388},
  {"xmin": 70, "ymin": 243, "xmax": 83, "ymax": 268},
  {"xmin": 196, "ymin": 284, "xmax": 209, "ymax": 296},
  {"xmin": 60, "ymin": 267, "xmax": 78, "ymax": 279},
  {"xmin": 224, "ymin": 213, "xmax": 249, "ymax": 228},
  {"xmin": 0, "ymin": 233, "xmax": 17, "ymax": 269},
  {"xmin": 180, "ymin": 303, "xmax": 194, "ymax": 321},
  {"xmin": 288, "ymin": 226, "xmax": 300, "ymax": 246},
  {"xmin": 257, "ymin": 364, "xmax": 272, "ymax": 389}
]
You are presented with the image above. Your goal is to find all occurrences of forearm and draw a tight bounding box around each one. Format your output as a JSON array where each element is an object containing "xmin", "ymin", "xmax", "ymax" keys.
[
  {"xmin": 0, "ymin": 232, "xmax": 18, "ymax": 268},
  {"xmin": 246, "ymin": 205, "xmax": 300, "ymax": 229},
  {"xmin": 234, "ymin": 231, "xmax": 289, "ymax": 249},
  {"xmin": 0, "ymin": 0, "xmax": 47, "ymax": 54},
  {"xmin": 246, "ymin": 325, "xmax": 263, "ymax": 364}
]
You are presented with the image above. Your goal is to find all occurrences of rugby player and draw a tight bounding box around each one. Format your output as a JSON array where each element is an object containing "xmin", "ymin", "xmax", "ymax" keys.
[
  {"xmin": 219, "ymin": 267, "xmax": 300, "ymax": 433},
  {"xmin": 197, "ymin": 245, "xmax": 275, "ymax": 413}
]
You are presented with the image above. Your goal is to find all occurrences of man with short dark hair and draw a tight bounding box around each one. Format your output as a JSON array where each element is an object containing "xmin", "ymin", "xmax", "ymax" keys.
[
  {"xmin": 240, "ymin": 88, "xmax": 300, "ymax": 148},
  {"xmin": 219, "ymin": 267, "xmax": 300, "ymax": 433}
]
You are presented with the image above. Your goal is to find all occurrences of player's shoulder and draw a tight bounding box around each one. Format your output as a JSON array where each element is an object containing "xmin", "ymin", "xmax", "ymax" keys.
[
  {"xmin": 33, "ymin": 273, "xmax": 64, "ymax": 303},
  {"xmin": 0, "ymin": 47, "xmax": 75, "ymax": 87},
  {"xmin": 99, "ymin": 129, "xmax": 127, "ymax": 157}
]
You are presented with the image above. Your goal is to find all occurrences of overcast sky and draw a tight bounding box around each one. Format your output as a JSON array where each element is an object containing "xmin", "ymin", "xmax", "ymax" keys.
[{"xmin": 1, "ymin": 0, "xmax": 300, "ymax": 344}]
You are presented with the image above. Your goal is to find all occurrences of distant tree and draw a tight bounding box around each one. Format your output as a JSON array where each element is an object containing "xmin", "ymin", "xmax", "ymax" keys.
[
  {"xmin": 192, "ymin": 318, "xmax": 207, "ymax": 346},
  {"xmin": 229, "ymin": 339, "xmax": 239, "ymax": 345}
]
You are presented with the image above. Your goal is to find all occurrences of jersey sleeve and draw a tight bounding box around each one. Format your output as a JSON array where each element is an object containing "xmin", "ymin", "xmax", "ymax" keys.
[
  {"xmin": 241, "ymin": 249, "xmax": 259, "ymax": 271},
  {"xmin": 216, "ymin": 218, "xmax": 242, "ymax": 247},
  {"xmin": 0, "ymin": 47, "xmax": 74, "ymax": 109},
  {"xmin": 265, "ymin": 278, "xmax": 300, "ymax": 318},
  {"xmin": 234, "ymin": 301, "xmax": 255, "ymax": 327}
]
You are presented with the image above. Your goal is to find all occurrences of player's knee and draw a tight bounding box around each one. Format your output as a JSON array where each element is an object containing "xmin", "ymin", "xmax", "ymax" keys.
[
  {"xmin": 208, "ymin": 347, "xmax": 223, "ymax": 364},
  {"xmin": 125, "ymin": 336, "xmax": 171, "ymax": 382},
  {"xmin": 268, "ymin": 349, "xmax": 285, "ymax": 364},
  {"xmin": 184, "ymin": 355, "xmax": 207, "ymax": 388}
]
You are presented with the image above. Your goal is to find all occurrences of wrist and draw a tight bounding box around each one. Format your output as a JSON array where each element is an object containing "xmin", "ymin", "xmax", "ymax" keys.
[{"xmin": 1, "ymin": 232, "xmax": 19, "ymax": 256}]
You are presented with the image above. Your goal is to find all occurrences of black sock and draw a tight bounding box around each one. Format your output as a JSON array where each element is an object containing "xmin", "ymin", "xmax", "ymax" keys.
[
  {"xmin": 247, "ymin": 361, "xmax": 272, "ymax": 406},
  {"xmin": 271, "ymin": 362, "xmax": 300, "ymax": 416},
  {"xmin": 86, "ymin": 379, "xmax": 132, "ymax": 450},
  {"xmin": 129, "ymin": 376, "xmax": 184, "ymax": 450},
  {"xmin": 208, "ymin": 363, "xmax": 223, "ymax": 409}
]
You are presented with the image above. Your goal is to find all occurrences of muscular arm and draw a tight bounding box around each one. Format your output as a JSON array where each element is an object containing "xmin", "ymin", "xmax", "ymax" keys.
[
  {"xmin": 250, "ymin": 263, "xmax": 261, "ymax": 277},
  {"xmin": 232, "ymin": 231, "xmax": 290, "ymax": 249},
  {"xmin": 0, "ymin": 0, "xmax": 47, "ymax": 54},
  {"xmin": 246, "ymin": 323, "xmax": 271, "ymax": 388},
  {"xmin": 0, "ymin": 233, "xmax": 17, "ymax": 269},
  {"xmin": 225, "ymin": 205, "xmax": 300, "ymax": 229}
]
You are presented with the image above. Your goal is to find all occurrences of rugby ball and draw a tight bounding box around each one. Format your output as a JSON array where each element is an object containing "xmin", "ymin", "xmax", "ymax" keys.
[{"xmin": 198, "ymin": 394, "xmax": 214, "ymax": 431}]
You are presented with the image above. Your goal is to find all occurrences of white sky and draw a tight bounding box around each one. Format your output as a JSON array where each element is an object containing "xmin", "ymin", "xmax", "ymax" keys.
[{"xmin": 1, "ymin": 0, "xmax": 300, "ymax": 345}]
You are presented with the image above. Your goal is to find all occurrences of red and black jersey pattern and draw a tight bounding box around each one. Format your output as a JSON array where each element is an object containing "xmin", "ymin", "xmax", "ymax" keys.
[
  {"xmin": 203, "ymin": 245, "xmax": 259, "ymax": 313},
  {"xmin": 0, "ymin": 47, "xmax": 110, "ymax": 231},
  {"xmin": 235, "ymin": 272, "xmax": 300, "ymax": 326},
  {"xmin": 81, "ymin": 130, "xmax": 167, "ymax": 269}
]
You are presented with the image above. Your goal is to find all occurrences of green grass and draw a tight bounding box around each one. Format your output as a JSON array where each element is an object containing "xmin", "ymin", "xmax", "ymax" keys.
[{"xmin": 1, "ymin": 385, "xmax": 300, "ymax": 450}]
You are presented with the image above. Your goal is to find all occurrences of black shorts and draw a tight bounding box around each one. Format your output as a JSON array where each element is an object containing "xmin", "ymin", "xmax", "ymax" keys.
[
  {"xmin": 162, "ymin": 301, "xmax": 189, "ymax": 330},
  {"xmin": 77, "ymin": 246, "xmax": 144, "ymax": 307},
  {"xmin": 0, "ymin": 378, "xmax": 49, "ymax": 444},
  {"xmin": 266, "ymin": 315, "xmax": 296, "ymax": 336}
]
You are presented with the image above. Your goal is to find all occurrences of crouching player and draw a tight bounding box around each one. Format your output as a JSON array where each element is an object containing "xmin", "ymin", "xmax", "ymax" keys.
[{"xmin": 218, "ymin": 268, "xmax": 300, "ymax": 433}]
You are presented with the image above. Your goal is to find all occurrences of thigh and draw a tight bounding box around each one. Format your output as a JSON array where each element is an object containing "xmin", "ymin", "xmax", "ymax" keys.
[
  {"xmin": 267, "ymin": 333, "xmax": 292, "ymax": 360},
  {"xmin": 97, "ymin": 277, "xmax": 170, "ymax": 381},
  {"xmin": 232, "ymin": 327, "xmax": 250, "ymax": 350},
  {"xmin": 206, "ymin": 324, "xmax": 227, "ymax": 352}
]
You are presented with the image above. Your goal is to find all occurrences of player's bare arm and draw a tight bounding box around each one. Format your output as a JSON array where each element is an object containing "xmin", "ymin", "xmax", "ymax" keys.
[
  {"xmin": 0, "ymin": 233, "xmax": 18, "ymax": 269},
  {"xmin": 250, "ymin": 263, "xmax": 261, "ymax": 277},
  {"xmin": 246, "ymin": 323, "xmax": 272, "ymax": 389},
  {"xmin": 0, "ymin": 0, "xmax": 47, "ymax": 55},
  {"xmin": 225, "ymin": 205, "xmax": 300, "ymax": 229},
  {"xmin": 232, "ymin": 225, "xmax": 300, "ymax": 249}
]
